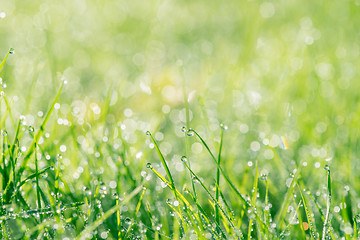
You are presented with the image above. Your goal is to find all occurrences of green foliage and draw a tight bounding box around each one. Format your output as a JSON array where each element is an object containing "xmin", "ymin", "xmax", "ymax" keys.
[{"xmin": 0, "ymin": 0, "xmax": 359, "ymax": 238}]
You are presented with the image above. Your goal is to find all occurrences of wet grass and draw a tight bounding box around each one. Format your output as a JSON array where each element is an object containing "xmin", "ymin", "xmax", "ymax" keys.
[
  {"xmin": 0, "ymin": 47, "xmax": 358, "ymax": 238},
  {"xmin": 0, "ymin": 0, "xmax": 360, "ymax": 238}
]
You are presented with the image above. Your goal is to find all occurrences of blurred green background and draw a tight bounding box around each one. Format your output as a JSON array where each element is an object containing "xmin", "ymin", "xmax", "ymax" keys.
[{"xmin": 1, "ymin": 0, "xmax": 360, "ymax": 230}]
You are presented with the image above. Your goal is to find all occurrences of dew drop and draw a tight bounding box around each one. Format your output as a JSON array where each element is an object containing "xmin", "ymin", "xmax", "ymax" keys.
[
  {"xmin": 192, "ymin": 177, "xmax": 199, "ymax": 184},
  {"xmin": 9, "ymin": 48, "xmax": 14, "ymax": 54},
  {"xmin": 83, "ymin": 187, "xmax": 92, "ymax": 196},
  {"xmin": 57, "ymin": 154, "xmax": 63, "ymax": 160},
  {"xmin": 187, "ymin": 128, "xmax": 194, "ymax": 137},
  {"xmin": 28, "ymin": 126, "xmax": 34, "ymax": 132},
  {"xmin": 181, "ymin": 126, "xmax": 187, "ymax": 132},
  {"xmin": 146, "ymin": 131, "xmax": 151, "ymax": 136},
  {"xmin": 112, "ymin": 193, "xmax": 119, "ymax": 200},
  {"xmin": 146, "ymin": 163, "xmax": 152, "ymax": 169},
  {"xmin": 1, "ymin": 129, "xmax": 7, "ymax": 136},
  {"xmin": 181, "ymin": 156, "xmax": 187, "ymax": 162},
  {"xmin": 324, "ymin": 165, "xmax": 330, "ymax": 171},
  {"xmin": 220, "ymin": 123, "xmax": 228, "ymax": 130},
  {"xmin": 124, "ymin": 217, "xmax": 131, "ymax": 224},
  {"xmin": 183, "ymin": 187, "xmax": 190, "ymax": 194},
  {"xmin": 260, "ymin": 174, "xmax": 267, "ymax": 181}
]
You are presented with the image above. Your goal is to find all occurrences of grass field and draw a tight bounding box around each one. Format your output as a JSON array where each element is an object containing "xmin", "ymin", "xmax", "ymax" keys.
[{"xmin": 1, "ymin": 0, "xmax": 360, "ymax": 239}]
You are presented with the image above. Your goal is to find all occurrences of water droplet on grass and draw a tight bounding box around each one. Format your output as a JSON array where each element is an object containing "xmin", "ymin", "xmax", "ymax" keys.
[
  {"xmin": 181, "ymin": 126, "xmax": 187, "ymax": 132},
  {"xmin": 83, "ymin": 187, "xmax": 92, "ymax": 196},
  {"xmin": 112, "ymin": 193, "xmax": 119, "ymax": 200},
  {"xmin": 187, "ymin": 129, "xmax": 194, "ymax": 137},
  {"xmin": 28, "ymin": 126, "xmax": 34, "ymax": 132},
  {"xmin": 324, "ymin": 165, "xmax": 330, "ymax": 171},
  {"xmin": 220, "ymin": 123, "xmax": 228, "ymax": 130},
  {"xmin": 146, "ymin": 163, "xmax": 152, "ymax": 169},
  {"xmin": 146, "ymin": 131, "xmax": 151, "ymax": 136},
  {"xmin": 181, "ymin": 156, "xmax": 187, "ymax": 162},
  {"xmin": 9, "ymin": 48, "xmax": 14, "ymax": 54},
  {"xmin": 1, "ymin": 129, "xmax": 7, "ymax": 136}
]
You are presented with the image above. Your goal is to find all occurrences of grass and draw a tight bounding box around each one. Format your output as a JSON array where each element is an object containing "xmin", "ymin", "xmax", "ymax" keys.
[{"xmin": 1, "ymin": 0, "xmax": 360, "ymax": 238}]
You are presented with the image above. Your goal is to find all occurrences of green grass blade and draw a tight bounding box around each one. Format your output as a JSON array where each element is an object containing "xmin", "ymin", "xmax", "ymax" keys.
[
  {"xmin": 0, "ymin": 48, "xmax": 14, "ymax": 72},
  {"xmin": 322, "ymin": 167, "xmax": 332, "ymax": 240},
  {"xmin": 296, "ymin": 182, "xmax": 316, "ymax": 239},
  {"xmin": 247, "ymin": 160, "xmax": 259, "ymax": 240},
  {"xmin": 215, "ymin": 126, "xmax": 224, "ymax": 227},
  {"xmin": 17, "ymin": 81, "xmax": 64, "ymax": 178},
  {"xmin": 146, "ymin": 131, "xmax": 175, "ymax": 191}
]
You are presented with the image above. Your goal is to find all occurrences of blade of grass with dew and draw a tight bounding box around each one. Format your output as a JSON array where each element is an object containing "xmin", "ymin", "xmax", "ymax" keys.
[
  {"xmin": 322, "ymin": 166, "xmax": 332, "ymax": 240},
  {"xmin": 32, "ymin": 128, "xmax": 42, "ymax": 214},
  {"xmin": 189, "ymin": 128, "xmax": 272, "ymax": 234},
  {"xmin": 215, "ymin": 125, "xmax": 224, "ymax": 229},
  {"xmin": 296, "ymin": 181, "xmax": 316, "ymax": 239},
  {"xmin": 17, "ymin": 81, "xmax": 64, "ymax": 179},
  {"xmin": 146, "ymin": 131, "xmax": 176, "ymax": 194},
  {"xmin": 2, "ymin": 93, "xmax": 16, "ymax": 129},
  {"xmin": 247, "ymin": 160, "xmax": 259, "ymax": 240},
  {"xmin": 76, "ymin": 185, "xmax": 143, "ymax": 240},
  {"xmin": 263, "ymin": 175, "xmax": 271, "ymax": 239},
  {"xmin": 147, "ymin": 131, "xmax": 187, "ymax": 234},
  {"xmin": 113, "ymin": 193, "xmax": 121, "ymax": 239},
  {"xmin": 182, "ymin": 127, "xmax": 198, "ymax": 201},
  {"xmin": 0, "ymin": 48, "xmax": 14, "ymax": 72},
  {"xmin": 353, "ymin": 210, "xmax": 357, "ymax": 239}
]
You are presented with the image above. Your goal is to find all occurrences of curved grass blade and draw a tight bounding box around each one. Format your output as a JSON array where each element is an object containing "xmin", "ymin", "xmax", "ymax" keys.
[{"xmin": 146, "ymin": 131, "xmax": 175, "ymax": 193}]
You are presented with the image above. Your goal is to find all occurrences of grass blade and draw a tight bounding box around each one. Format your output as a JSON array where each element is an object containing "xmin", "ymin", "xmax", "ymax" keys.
[
  {"xmin": 322, "ymin": 166, "xmax": 332, "ymax": 240},
  {"xmin": 17, "ymin": 81, "xmax": 64, "ymax": 178},
  {"xmin": 0, "ymin": 48, "xmax": 14, "ymax": 72}
]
